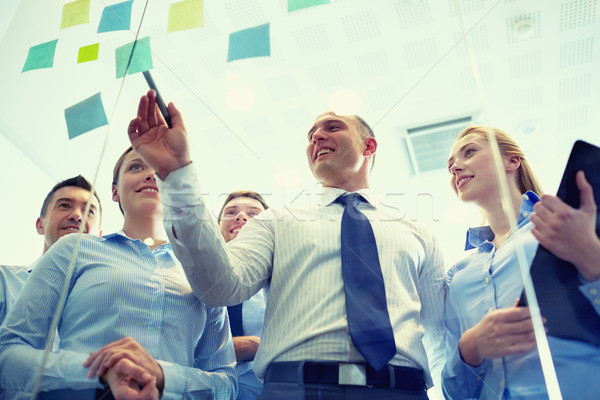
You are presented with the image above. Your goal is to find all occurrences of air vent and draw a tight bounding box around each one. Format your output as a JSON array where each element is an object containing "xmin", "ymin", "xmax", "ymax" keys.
[{"xmin": 402, "ymin": 114, "xmax": 480, "ymax": 174}]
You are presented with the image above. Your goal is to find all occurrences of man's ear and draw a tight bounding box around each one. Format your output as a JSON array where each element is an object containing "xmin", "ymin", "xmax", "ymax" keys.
[
  {"xmin": 506, "ymin": 155, "xmax": 521, "ymax": 171},
  {"xmin": 364, "ymin": 137, "xmax": 377, "ymax": 157},
  {"xmin": 112, "ymin": 184, "xmax": 120, "ymax": 202},
  {"xmin": 36, "ymin": 217, "xmax": 45, "ymax": 235}
]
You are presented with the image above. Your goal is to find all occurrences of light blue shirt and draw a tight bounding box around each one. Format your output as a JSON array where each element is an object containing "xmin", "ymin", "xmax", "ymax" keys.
[
  {"xmin": 0, "ymin": 265, "xmax": 30, "ymax": 400},
  {"xmin": 0, "ymin": 232, "xmax": 237, "ymax": 399},
  {"xmin": 443, "ymin": 192, "xmax": 600, "ymax": 399},
  {"xmin": 236, "ymin": 288, "xmax": 267, "ymax": 400},
  {"xmin": 0, "ymin": 265, "xmax": 28, "ymax": 324}
]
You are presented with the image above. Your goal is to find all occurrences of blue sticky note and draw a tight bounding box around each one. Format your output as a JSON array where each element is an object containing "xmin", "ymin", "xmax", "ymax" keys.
[
  {"xmin": 22, "ymin": 39, "xmax": 59, "ymax": 72},
  {"xmin": 115, "ymin": 37, "xmax": 153, "ymax": 78},
  {"xmin": 227, "ymin": 23, "xmax": 270, "ymax": 62},
  {"xmin": 98, "ymin": 1, "xmax": 133, "ymax": 33},
  {"xmin": 64, "ymin": 93, "xmax": 108, "ymax": 139}
]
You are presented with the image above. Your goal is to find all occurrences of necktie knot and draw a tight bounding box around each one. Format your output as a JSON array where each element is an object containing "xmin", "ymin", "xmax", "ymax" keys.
[{"xmin": 336, "ymin": 193, "xmax": 364, "ymax": 208}]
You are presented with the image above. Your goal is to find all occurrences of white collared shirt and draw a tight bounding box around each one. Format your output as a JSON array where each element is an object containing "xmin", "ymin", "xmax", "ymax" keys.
[{"xmin": 158, "ymin": 164, "xmax": 446, "ymax": 388}]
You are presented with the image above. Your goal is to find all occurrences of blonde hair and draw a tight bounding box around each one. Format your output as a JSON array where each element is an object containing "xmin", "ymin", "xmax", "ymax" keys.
[{"xmin": 457, "ymin": 125, "xmax": 544, "ymax": 195}]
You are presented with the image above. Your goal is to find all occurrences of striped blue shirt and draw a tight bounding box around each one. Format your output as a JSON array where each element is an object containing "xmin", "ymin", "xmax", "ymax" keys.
[{"xmin": 0, "ymin": 231, "xmax": 237, "ymax": 399}]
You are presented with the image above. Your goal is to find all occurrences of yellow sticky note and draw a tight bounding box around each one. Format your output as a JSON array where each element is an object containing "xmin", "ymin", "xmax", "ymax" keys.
[
  {"xmin": 61, "ymin": 0, "xmax": 90, "ymax": 30},
  {"xmin": 167, "ymin": 0, "xmax": 204, "ymax": 33},
  {"xmin": 77, "ymin": 43, "xmax": 99, "ymax": 63}
]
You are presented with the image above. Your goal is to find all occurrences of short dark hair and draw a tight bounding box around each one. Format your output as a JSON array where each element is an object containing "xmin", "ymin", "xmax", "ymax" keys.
[
  {"xmin": 112, "ymin": 146, "xmax": 134, "ymax": 215},
  {"xmin": 217, "ymin": 191, "xmax": 269, "ymax": 223},
  {"xmin": 353, "ymin": 114, "xmax": 376, "ymax": 170},
  {"xmin": 40, "ymin": 175, "xmax": 102, "ymax": 224}
]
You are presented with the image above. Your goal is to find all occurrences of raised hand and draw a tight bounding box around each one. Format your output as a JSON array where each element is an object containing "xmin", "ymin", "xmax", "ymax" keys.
[
  {"xmin": 83, "ymin": 337, "xmax": 164, "ymax": 392},
  {"xmin": 127, "ymin": 90, "xmax": 191, "ymax": 180},
  {"xmin": 531, "ymin": 171, "xmax": 600, "ymax": 281},
  {"xmin": 458, "ymin": 299, "xmax": 538, "ymax": 367}
]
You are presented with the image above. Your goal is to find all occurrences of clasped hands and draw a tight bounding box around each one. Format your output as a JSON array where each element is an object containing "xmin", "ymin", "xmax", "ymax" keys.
[{"xmin": 82, "ymin": 337, "xmax": 163, "ymax": 400}]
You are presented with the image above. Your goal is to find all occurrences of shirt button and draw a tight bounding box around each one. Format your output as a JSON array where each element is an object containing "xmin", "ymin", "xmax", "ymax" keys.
[
  {"xmin": 524, "ymin": 194, "xmax": 529, "ymax": 201},
  {"xmin": 522, "ymin": 211, "xmax": 529, "ymax": 218},
  {"xmin": 487, "ymin": 307, "xmax": 495, "ymax": 313},
  {"xmin": 590, "ymin": 288, "xmax": 598, "ymax": 295},
  {"xmin": 594, "ymin": 299, "xmax": 600, "ymax": 306},
  {"xmin": 484, "ymin": 277, "xmax": 490, "ymax": 284}
]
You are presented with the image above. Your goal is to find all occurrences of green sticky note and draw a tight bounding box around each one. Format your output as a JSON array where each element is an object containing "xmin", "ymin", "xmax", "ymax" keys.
[
  {"xmin": 167, "ymin": 0, "xmax": 204, "ymax": 33},
  {"xmin": 60, "ymin": 0, "xmax": 90, "ymax": 29},
  {"xmin": 288, "ymin": 0, "xmax": 329, "ymax": 12},
  {"xmin": 77, "ymin": 43, "xmax": 99, "ymax": 63},
  {"xmin": 64, "ymin": 92, "xmax": 108, "ymax": 139},
  {"xmin": 227, "ymin": 23, "xmax": 270, "ymax": 62},
  {"xmin": 115, "ymin": 37, "xmax": 153, "ymax": 79},
  {"xmin": 22, "ymin": 39, "xmax": 59, "ymax": 72}
]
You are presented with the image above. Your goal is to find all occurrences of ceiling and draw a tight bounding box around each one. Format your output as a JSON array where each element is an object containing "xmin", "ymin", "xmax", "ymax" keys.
[{"xmin": 1, "ymin": 0, "xmax": 599, "ymax": 265}]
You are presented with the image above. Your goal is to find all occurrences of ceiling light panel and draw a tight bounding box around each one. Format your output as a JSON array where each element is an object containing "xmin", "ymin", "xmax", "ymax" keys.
[
  {"xmin": 448, "ymin": 0, "xmax": 486, "ymax": 16},
  {"xmin": 560, "ymin": 0, "xmax": 597, "ymax": 31},
  {"xmin": 225, "ymin": 0, "xmax": 266, "ymax": 28},
  {"xmin": 355, "ymin": 50, "xmax": 392, "ymax": 78},
  {"xmin": 292, "ymin": 24, "xmax": 332, "ymax": 55},
  {"xmin": 459, "ymin": 63, "xmax": 494, "ymax": 89},
  {"xmin": 508, "ymin": 50, "xmax": 542, "ymax": 79},
  {"xmin": 558, "ymin": 106, "xmax": 589, "ymax": 129},
  {"xmin": 342, "ymin": 10, "xmax": 381, "ymax": 43},
  {"xmin": 309, "ymin": 62, "xmax": 345, "ymax": 90},
  {"xmin": 394, "ymin": 1, "xmax": 433, "ymax": 28},
  {"xmin": 510, "ymin": 86, "xmax": 543, "ymax": 110},
  {"xmin": 454, "ymin": 24, "xmax": 490, "ymax": 57},
  {"xmin": 559, "ymin": 37, "xmax": 595, "ymax": 68},
  {"xmin": 558, "ymin": 74, "xmax": 592, "ymax": 101},
  {"xmin": 265, "ymin": 74, "xmax": 301, "ymax": 101},
  {"xmin": 404, "ymin": 37, "xmax": 439, "ymax": 68}
]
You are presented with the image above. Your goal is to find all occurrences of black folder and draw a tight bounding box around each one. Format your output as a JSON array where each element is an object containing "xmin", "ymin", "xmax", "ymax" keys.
[{"xmin": 519, "ymin": 140, "xmax": 600, "ymax": 347}]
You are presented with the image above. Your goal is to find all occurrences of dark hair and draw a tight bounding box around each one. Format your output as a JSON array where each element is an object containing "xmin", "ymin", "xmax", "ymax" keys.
[
  {"xmin": 40, "ymin": 175, "xmax": 102, "ymax": 224},
  {"xmin": 353, "ymin": 114, "xmax": 376, "ymax": 170},
  {"xmin": 112, "ymin": 146, "xmax": 134, "ymax": 215},
  {"xmin": 217, "ymin": 191, "xmax": 269, "ymax": 223}
]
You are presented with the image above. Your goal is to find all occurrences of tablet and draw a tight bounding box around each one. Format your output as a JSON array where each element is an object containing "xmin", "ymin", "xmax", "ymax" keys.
[{"xmin": 519, "ymin": 140, "xmax": 600, "ymax": 346}]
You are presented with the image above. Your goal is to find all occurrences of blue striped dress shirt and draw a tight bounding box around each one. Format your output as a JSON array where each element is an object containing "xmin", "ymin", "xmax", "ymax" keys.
[
  {"xmin": 156, "ymin": 164, "xmax": 446, "ymax": 391},
  {"xmin": 0, "ymin": 231, "xmax": 237, "ymax": 399}
]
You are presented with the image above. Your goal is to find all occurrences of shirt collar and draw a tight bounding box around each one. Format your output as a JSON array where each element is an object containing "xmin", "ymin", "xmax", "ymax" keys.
[
  {"xmin": 317, "ymin": 186, "xmax": 377, "ymax": 208},
  {"xmin": 102, "ymin": 231, "xmax": 171, "ymax": 250},
  {"xmin": 464, "ymin": 191, "xmax": 539, "ymax": 250}
]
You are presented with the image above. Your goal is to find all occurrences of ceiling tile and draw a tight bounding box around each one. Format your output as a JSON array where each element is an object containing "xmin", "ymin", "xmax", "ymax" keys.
[
  {"xmin": 560, "ymin": 0, "xmax": 597, "ymax": 31},
  {"xmin": 560, "ymin": 37, "xmax": 595, "ymax": 67},
  {"xmin": 342, "ymin": 10, "xmax": 380, "ymax": 43},
  {"xmin": 395, "ymin": 1, "xmax": 433, "ymax": 28},
  {"xmin": 508, "ymin": 50, "xmax": 541, "ymax": 79}
]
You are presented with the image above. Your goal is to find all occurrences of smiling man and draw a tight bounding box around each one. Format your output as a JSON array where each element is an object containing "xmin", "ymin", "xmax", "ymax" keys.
[
  {"xmin": 0, "ymin": 175, "xmax": 102, "ymax": 399},
  {"xmin": 2, "ymin": 175, "xmax": 102, "ymax": 323},
  {"xmin": 121, "ymin": 91, "xmax": 446, "ymax": 400},
  {"xmin": 36, "ymin": 175, "xmax": 102, "ymax": 254}
]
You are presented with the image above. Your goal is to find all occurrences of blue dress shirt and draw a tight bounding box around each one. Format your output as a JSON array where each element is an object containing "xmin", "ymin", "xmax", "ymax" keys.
[
  {"xmin": 443, "ymin": 192, "xmax": 600, "ymax": 399},
  {"xmin": 235, "ymin": 288, "xmax": 267, "ymax": 400},
  {"xmin": 0, "ymin": 232, "xmax": 237, "ymax": 399},
  {"xmin": 0, "ymin": 265, "xmax": 29, "ymax": 324}
]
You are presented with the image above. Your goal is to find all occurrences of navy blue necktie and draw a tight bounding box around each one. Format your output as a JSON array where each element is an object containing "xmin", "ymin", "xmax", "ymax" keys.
[
  {"xmin": 337, "ymin": 193, "xmax": 396, "ymax": 371},
  {"xmin": 227, "ymin": 303, "xmax": 244, "ymax": 337}
]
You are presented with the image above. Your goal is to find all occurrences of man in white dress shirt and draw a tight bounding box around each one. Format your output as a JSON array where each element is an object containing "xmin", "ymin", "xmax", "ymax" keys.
[{"xmin": 124, "ymin": 90, "xmax": 446, "ymax": 399}]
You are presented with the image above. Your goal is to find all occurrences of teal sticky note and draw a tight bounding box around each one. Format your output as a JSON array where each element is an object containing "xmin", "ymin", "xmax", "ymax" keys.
[
  {"xmin": 64, "ymin": 93, "xmax": 109, "ymax": 139},
  {"xmin": 22, "ymin": 39, "xmax": 59, "ymax": 72},
  {"xmin": 227, "ymin": 23, "xmax": 270, "ymax": 62},
  {"xmin": 115, "ymin": 37, "xmax": 153, "ymax": 78},
  {"xmin": 98, "ymin": 1, "xmax": 133, "ymax": 33},
  {"xmin": 288, "ymin": 0, "xmax": 329, "ymax": 12}
]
